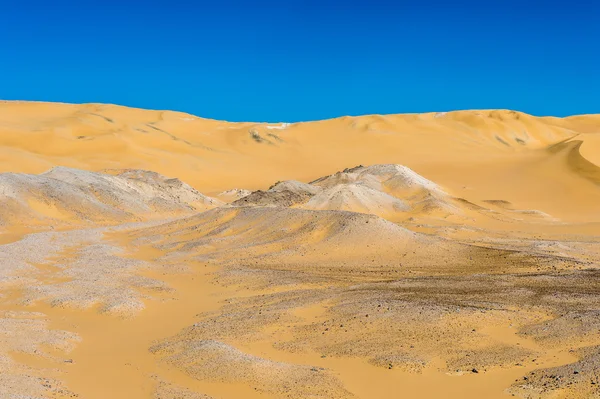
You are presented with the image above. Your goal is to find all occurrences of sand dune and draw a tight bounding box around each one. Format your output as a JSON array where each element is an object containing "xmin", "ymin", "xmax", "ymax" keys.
[
  {"xmin": 2, "ymin": 101, "xmax": 598, "ymax": 223},
  {"xmin": 0, "ymin": 101, "xmax": 599, "ymax": 399},
  {"xmin": 1, "ymin": 102, "xmax": 597, "ymax": 194},
  {"xmin": 547, "ymin": 138, "xmax": 600, "ymax": 186}
]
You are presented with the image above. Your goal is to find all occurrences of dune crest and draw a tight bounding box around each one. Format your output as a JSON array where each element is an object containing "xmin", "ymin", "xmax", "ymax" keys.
[{"xmin": 1, "ymin": 102, "xmax": 599, "ymax": 195}]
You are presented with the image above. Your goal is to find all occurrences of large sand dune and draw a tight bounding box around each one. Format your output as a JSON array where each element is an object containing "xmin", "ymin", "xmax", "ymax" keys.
[
  {"xmin": 1, "ymin": 102, "xmax": 598, "ymax": 190},
  {"xmin": 0, "ymin": 101, "xmax": 599, "ymax": 399}
]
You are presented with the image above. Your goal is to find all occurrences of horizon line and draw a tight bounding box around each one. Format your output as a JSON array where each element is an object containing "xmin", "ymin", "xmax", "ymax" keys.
[{"xmin": 1, "ymin": 99, "xmax": 597, "ymax": 125}]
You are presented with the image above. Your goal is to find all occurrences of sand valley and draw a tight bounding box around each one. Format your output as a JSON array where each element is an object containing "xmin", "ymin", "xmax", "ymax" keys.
[{"xmin": 0, "ymin": 101, "xmax": 599, "ymax": 399}]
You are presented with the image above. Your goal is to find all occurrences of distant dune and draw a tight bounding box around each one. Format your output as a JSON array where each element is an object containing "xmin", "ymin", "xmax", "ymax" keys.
[{"xmin": 1, "ymin": 101, "xmax": 599, "ymax": 222}]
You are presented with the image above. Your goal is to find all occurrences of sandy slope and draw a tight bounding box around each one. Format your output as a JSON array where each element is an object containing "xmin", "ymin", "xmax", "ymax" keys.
[
  {"xmin": 1, "ymin": 102, "xmax": 599, "ymax": 220},
  {"xmin": 0, "ymin": 166, "xmax": 220, "ymax": 228},
  {"xmin": 0, "ymin": 101, "xmax": 599, "ymax": 399}
]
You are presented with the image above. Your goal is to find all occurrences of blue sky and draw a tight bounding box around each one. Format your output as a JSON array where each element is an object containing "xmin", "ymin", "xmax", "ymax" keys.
[{"xmin": 1, "ymin": 0, "xmax": 598, "ymax": 121}]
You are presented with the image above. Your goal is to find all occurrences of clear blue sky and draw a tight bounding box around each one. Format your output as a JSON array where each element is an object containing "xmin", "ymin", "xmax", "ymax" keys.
[{"xmin": 1, "ymin": 0, "xmax": 598, "ymax": 122}]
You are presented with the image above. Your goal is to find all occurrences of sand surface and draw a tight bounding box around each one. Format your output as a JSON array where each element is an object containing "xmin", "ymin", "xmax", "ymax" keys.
[{"xmin": 0, "ymin": 101, "xmax": 599, "ymax": 399}]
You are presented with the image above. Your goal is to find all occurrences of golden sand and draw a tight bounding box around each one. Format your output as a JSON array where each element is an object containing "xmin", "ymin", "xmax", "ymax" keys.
[{"xmin": 0, "ymin": 101, "xmax": 599, "ymax": 399}]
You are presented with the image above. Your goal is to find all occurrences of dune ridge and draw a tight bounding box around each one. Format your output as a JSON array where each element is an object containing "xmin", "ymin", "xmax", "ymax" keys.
[
  {"xmin": 1, "ymin": 101, "xmax": 599, "ymax": 194},
  {"xmin": 547, "ymin": 138, "xmax": 600, "ymax": 186}
]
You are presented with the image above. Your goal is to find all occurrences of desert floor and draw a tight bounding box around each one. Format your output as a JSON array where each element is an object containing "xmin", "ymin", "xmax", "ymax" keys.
[{"xmin": 0, "ymin": 102, "xmax": 599, "ymax": 399}]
